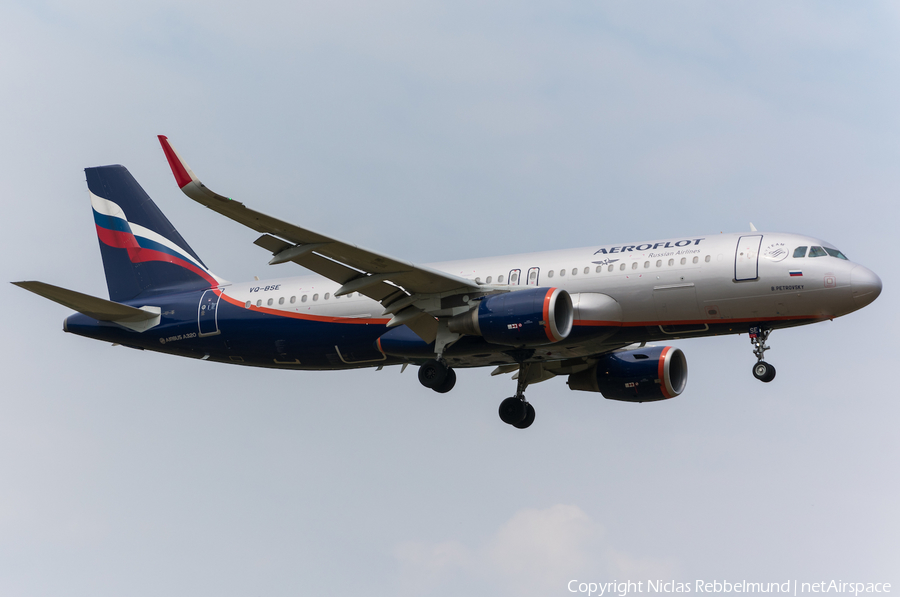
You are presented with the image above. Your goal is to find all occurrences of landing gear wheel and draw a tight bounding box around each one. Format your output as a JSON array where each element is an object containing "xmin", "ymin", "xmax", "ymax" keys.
[
  {"xmin": 418, "ymin": 359, "xmax": 448, "ymax": 389},
  {"xmin": 512, "ymin": 402, "xmax": 535, "ymax": 429},
  {"xmin": 498, "ymin": 397, "xmax": 527, "ymax": 425},
  {"xmin": 432, "ymin": 368, "xmax": 456, "ymax": 394},
  {"xmin": 752, "ymin": 361, "xmax": 776, "ymax": 383}
]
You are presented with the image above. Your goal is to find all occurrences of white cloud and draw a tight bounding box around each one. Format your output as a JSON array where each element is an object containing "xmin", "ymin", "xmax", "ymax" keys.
[{"xmin": 393, "ymin": 504, "xmax": 676, "ymax": 597}]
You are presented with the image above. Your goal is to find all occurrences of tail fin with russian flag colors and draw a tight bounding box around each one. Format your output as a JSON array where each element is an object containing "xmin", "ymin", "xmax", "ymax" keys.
[{"xmin": 87, "ymin": 165, "xmax": 223, "ymax": 302}]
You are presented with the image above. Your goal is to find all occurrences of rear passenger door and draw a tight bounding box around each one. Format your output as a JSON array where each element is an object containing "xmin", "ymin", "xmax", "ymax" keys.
[{"xmin": 198, "ymin": 289, "xmax": 221, "ymax": 336}]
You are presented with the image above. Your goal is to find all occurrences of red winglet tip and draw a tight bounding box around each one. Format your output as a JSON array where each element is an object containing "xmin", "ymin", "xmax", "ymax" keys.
[{"xmin": 157, "ymin": 135, "xmax": 193, "ymax": 188}]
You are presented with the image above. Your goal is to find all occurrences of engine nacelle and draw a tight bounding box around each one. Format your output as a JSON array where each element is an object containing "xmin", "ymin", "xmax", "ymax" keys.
[
  {"xmin": 568, "ymin": 346, "xmax": 687, "ymax": 402},
  {"xmin": 448, "ymin": 287, "xmax": 573, "ymax": 347}
]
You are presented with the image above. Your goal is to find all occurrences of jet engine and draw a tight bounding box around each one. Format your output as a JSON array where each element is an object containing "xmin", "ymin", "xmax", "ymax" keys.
[
  {"xmin": 568, "ymin": 346, "xmax": 687, "ymax": 401},
  {"xmin": 448, "ymin": 287, "xmax": 573, "ymax": 347}
]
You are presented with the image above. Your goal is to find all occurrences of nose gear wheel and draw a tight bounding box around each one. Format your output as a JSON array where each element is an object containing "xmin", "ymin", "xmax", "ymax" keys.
[{"xmin": 753, "ymin": 361, "xmax": 776, "ymax": 382}]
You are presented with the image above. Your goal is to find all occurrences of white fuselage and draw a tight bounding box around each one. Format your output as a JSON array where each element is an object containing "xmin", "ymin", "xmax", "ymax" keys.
[{"xmin": 222, "ymin": 231, "xmax": 875, "ymax": 329}]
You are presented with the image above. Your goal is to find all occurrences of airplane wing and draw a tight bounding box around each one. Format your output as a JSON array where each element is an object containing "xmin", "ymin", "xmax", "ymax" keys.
[{"xmin": 158, "ymin": 136, "xmax": 481, "ymax": 341}]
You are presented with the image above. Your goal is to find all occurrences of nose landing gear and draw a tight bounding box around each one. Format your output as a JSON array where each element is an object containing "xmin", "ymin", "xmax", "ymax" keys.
[{"xmin": 749, "ymin": 326, "xmax": 776, "ymax": 383}]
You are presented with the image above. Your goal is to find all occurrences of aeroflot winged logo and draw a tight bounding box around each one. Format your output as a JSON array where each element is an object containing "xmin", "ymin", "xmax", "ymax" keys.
[
  {"xmin": 593, "ymin": 258, "xmax": 620, "ymax": 267},
  {"xmin": 593, "ymin": 238, "xmax": 705, "ymax": 255}
]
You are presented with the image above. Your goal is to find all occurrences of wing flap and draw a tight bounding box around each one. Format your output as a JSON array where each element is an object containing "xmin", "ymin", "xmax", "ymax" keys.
[
  {"xmin": 253, "ymin": 233, "xmax": 292, "ymax": 254},
  {"xmin": 288, "ymin": 253, "xmax": 403, "ymax": 302},
  {"xmin": 254, "ymin": 234, "xmax": 404, "ymax": 302}
]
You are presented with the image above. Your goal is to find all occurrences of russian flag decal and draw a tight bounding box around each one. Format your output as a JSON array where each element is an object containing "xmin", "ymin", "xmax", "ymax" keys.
[{"xmin": 789, "ymin": 270, "xmax": 803, "ymax": 277}]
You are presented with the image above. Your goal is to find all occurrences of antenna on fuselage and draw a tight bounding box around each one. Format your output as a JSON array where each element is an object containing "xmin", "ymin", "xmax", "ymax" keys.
[{"xmin": 750, "ymin": 222, "xmax": 758, "ymax": 231}]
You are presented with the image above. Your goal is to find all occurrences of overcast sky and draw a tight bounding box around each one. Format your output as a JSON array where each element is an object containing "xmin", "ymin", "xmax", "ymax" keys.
[{"xmin": 1, "ymin": 2, "xmax": 898, "ymax": 596}]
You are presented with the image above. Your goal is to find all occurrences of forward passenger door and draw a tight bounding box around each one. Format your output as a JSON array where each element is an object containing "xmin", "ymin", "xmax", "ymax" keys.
[{"xmin": 735, "ymin": 235, "xmax": 763, "ymax": 281}]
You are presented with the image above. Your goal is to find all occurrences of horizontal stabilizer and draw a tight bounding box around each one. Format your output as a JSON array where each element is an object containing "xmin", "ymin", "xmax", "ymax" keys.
[{"xmin": 12, "ymin": 281, "xmax": 161, "ymax": 332}]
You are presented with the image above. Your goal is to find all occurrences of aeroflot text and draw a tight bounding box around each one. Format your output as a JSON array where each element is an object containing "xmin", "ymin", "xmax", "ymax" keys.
[
  {"xmin": 566, "ymin": 580, "xmax": 891, "ymax": 596},
  {"xmin": 594, "ymin": 239, "xmax": 705, "ymax": 255}
]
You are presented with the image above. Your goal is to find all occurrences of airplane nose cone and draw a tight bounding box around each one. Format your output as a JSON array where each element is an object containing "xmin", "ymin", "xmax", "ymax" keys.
[{"xmin": 850, "ymin": 265, "xmax": 882, "ymax": 308}]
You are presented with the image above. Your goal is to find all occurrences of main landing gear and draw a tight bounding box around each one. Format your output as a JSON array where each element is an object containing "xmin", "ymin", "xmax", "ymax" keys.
[
  {"xmin": 498, "ymin": 358, "xmax": 537, "ymax": 429},
  {"xmin": 499, "ymin": 396, "xmax": 535, "ymax": 429},
  {"xmin": 418, "ymin": 359, "xmax": 457, "ymax": 394},
  {"xmin": 416, "ymin": 355, "xmax": 537, "ymax": 429},
  {"xmin": 749, "ymin": 326, "xmax": 776, "ymax": 383}
]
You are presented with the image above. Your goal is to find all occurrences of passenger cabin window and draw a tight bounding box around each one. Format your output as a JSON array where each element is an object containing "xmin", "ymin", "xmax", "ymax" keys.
[
  {"xmin": 608, "ymin": 265, "xmax": 614, "ymax": 272},
  {"xmin": 619, "ymin": 263, "xmax": 626, "ymax": 271},
  {"xmin": 825, "ymin": 248, "xmax": 848, "ymax": 260},
  {"xmin": 267, "ymin": 298, "xmax": 274, "ymax": 306},
  {"xmin": 245, "ymin": 300, "xmax": 251, "ymax": 308},
  {"xmin": 692, "ymin": 256, "xmax": 699, "ymax": 264},
  {"xmin": 668, "ymin": 259, "xmax": 674, "ymax": 266},
  {"xmin": 631, "ymin": 262, "xmax": 638, "ymax": 270},
  {"xmin": 511, "ymin": 273, "xmax": 518, "ymax": 283},
  {"xmin": 705, "ymin": 255, "xmax": 711, "ymax": 262},
  {"xmin": 656, "ymin": 260, "xmax": 662, "ymax": 267},
  {"xmin": 596, "ymin": 266, "xmax": 602, "ymax": 273},
  {"xmin": 529, "ymin": 271, "xmax": 537, "ymax": 281},
  {"xmin": 680, "ymin": 258, "xmax": 686, "ymax": 265},
  {"xmin": 584, "ymin": 267, "xmax": 589, "ymax": 274},
  {"xmin": 290, "ymin": 296, "xmax": 296, "ymax": 304},
  {"xmin": 793, "ymin": 246, "xmax": 808, "ymax": 258},
  {"xmin": 559, "ymin": 269, "xmax": 565, "ymax": 277},
  {"xmin": 548, "ymin": 270, "xmax": 554, "ymax": 278},
  {"xmin": 324, "ymin": 293, "xmax": 330, "ymax": 300},
  {"xmin": 498, "ymin": 275, "xmax": 504, "ymax": 283},
  {"xmin": 302, "ymin": 295, "xmax": 308, "ymax": 303},
  {"xmin": 486, "ymin": 276, "xmax": 492, "ymax": 283},
  {"xmin": 313, "ymin": 294, "xmax": 319, "ymax": 301},
  {"xmin": 256, "ymin": 299, "xmax": 262, "ymax": 307},
  {"xmin": 644, "ymin": 261, "xmax": 650, "ymax": 268},
  {"xmin": 571, "ymin": 268, "xmax": 577, "ymax": 276},
  {"xmin": 278, "ymin": 297, "xmax": 285, "ymax": 305},
  {"xmin": 809, "ymin": 246, "xmax": 827, "ymax": 258}
]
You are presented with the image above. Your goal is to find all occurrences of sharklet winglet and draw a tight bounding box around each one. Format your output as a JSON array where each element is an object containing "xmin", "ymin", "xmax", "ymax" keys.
[{"xmin": 158, "ymin": 135, "xmax": 197, "ymax": 189}]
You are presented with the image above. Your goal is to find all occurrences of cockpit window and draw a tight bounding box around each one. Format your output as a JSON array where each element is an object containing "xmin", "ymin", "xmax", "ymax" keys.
[
  {"xmin": 793, "ymin": 246, "xmax": 808, "ymax": 258},
  {"xmin": 808, "ymin": 246, "xmax": 827, "ymax": 258},
  {"xmin": 824, "ymin": 247, "xmax": 848, "ymax": 260}
]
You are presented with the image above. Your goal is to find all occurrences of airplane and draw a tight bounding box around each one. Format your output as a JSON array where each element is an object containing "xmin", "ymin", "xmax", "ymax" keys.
[{"xmin": 13, "ymin": 136, "xmax": 882, "ymax": 429}]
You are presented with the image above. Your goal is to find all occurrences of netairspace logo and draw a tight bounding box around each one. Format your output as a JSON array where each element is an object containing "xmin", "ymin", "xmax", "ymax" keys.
[{"xmin": 567, "ymin": 580, "xmax": 892, "ymax": 597}]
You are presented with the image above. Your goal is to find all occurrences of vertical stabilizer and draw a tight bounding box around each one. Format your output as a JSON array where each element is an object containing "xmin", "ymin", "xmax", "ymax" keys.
[{"xmin": 87, "ymin": 165, "xmax": 222, "ymax": 302}]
